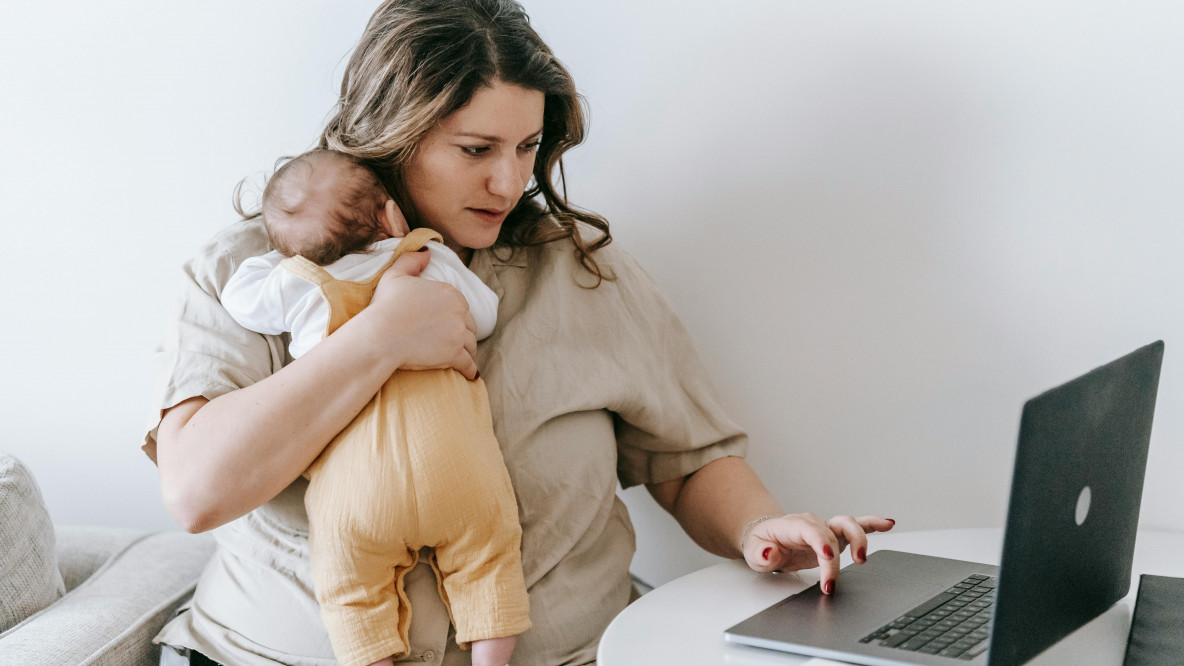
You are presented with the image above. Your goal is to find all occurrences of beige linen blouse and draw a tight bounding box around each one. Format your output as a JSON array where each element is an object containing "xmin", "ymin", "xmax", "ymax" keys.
[{"xmin": 143, "ymin": 217, "xmax": 747, "ymax": 665}]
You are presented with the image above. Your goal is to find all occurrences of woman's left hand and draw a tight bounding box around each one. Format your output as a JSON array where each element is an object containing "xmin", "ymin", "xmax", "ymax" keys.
[{"xmin": 741, "ymin": 513, "xmax": 895, "ymax": 594}]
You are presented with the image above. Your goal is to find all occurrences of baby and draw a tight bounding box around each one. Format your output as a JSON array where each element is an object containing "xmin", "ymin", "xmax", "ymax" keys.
[{"xmin": 221, "ymin": 149, "xmax": 529, "ymax": 666}]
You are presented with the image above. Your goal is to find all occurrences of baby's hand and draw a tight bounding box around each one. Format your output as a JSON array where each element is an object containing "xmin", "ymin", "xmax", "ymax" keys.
[{"xmin": 380, "ymin": 199, "xmax": 410, "ymax": 238}]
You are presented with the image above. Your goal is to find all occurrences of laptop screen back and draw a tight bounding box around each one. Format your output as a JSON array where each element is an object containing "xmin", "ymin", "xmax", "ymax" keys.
[{"xmin": 989, "ymin": 340, "xmax": 1163, "ymax": 665}]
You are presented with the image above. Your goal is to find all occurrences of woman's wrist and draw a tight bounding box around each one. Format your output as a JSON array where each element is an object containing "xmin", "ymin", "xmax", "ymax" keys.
[
  {"xmin": 739, "ymin": 515, "xmax": 780, "ymax": 552},
  {"xmin": 341, "ymin": 302, "xmax": 413, "ymax": 374}
]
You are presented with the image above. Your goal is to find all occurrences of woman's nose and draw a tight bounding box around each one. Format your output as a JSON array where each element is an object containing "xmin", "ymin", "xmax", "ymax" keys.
[{"xmin": 486, "ymin": 153, "xmax": 526, "ymax": 200}]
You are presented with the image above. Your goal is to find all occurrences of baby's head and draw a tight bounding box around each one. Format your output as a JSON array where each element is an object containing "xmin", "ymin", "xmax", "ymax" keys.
[{"xmin": 262, "ymin": 149, "xmax": 404, "ymax": 265}]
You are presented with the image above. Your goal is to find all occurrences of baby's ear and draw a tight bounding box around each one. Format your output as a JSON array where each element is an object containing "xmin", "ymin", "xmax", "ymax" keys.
[{"xmin": 381, "ymin": 199, "xmax": 410, "ymax": 237}]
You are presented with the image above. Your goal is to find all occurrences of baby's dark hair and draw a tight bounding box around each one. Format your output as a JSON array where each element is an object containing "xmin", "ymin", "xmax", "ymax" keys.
[{"xmin": 261, "ymin": 149, "xmax": 390, "ymax": 266}]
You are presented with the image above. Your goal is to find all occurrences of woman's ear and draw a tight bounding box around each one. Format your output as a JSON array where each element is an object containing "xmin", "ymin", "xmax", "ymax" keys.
[{"xmin": 380, "ymin": 199, "xmax": 410, "ymax": 237}]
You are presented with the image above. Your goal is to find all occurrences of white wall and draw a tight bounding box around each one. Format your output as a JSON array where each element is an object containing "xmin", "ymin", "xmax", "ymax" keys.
[{"xmin": 2, "ymin": 1, "xmax": 1181, "ymax": 588}]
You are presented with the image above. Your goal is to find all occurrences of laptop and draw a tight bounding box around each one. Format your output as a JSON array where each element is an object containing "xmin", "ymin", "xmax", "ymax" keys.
[{"xmin": 725, "ymin": 341, "xmax": 1164, "ymax": 666}]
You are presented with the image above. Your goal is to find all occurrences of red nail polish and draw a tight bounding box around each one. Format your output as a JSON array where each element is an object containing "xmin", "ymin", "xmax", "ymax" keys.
[
  {"xmin": 761, "ymin": 547, "xmax": 772, "ymax": 560},
  {"xmin": 857, "ymin": 547, "xmax": 866, "ymax": 562},
  {"xmin": 824, "ymin": 580, "xmax": 834, "ymax": 594},
  {"xmin": 887, "ymin": 518, "xmax": 896, "ymax": 526},
  {"xmin": 474, "ymin": 370, "xmax": 481, "ymax": 380},
  {"xmin": 823, "ymin": 545, "xmax": 834, "ymax": 559}
]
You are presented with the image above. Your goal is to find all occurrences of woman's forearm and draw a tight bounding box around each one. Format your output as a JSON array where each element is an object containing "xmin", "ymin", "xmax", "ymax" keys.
[
  {"xmin": 647, "ymin": 456, "xmax": 784, "ymax": 558},
  {"xmin": 157, "ymin": 308, "xmax": 410, "ymax": 533}
]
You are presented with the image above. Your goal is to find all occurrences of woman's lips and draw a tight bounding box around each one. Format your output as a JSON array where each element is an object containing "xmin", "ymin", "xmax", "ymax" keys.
[{"xmin": 468, "ymin": 207, "xmax": 509, "ymax": 225}]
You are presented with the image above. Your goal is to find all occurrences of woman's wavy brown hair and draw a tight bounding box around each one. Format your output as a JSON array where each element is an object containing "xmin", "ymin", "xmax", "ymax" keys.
[{"xmin": 320, "ymin": 0, "xmax": 612, "ymax": 282}]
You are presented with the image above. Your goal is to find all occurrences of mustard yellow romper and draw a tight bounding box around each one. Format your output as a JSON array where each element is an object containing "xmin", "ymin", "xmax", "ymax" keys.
[{"xmin": 285, "ymin": 230, "xmax": 531, "ymax": 666}]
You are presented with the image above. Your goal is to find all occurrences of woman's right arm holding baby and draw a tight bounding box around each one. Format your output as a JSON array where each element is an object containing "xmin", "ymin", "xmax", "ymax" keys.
[{"xmin": 156, "ymin": 251, "xmax": 478, "ymax": 533}]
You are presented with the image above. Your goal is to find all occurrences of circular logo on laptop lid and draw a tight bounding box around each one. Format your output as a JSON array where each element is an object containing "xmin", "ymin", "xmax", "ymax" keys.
[{"xmin": 1075, "ymin": 486, "xmax": 1091, "ymax": 526}]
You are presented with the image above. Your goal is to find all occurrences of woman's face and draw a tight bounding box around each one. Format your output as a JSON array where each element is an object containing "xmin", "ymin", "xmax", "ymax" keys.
[{"xmin": 403, "ymin": 80, "xmax": 546, "ymax": 259}]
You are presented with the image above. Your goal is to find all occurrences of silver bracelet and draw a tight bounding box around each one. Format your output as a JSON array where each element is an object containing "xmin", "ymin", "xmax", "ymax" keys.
[{"xmin": 739, "ymin": 515, "xmax": 780, "ymax": 551}]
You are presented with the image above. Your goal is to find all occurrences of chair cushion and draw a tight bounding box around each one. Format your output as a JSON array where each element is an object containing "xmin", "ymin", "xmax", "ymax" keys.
[{"xmin": 0, "ymin": 453, "xmax": 66, "ymax": 632}]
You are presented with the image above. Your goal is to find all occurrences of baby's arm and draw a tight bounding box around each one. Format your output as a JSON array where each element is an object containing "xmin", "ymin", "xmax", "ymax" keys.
[
  {"xmin": 418, "ymin": 242, "xmax": 499, "ymax": 340},
  {"xmin": 220, "ymin": 252, "xmax": 296, "ymax": 335}
]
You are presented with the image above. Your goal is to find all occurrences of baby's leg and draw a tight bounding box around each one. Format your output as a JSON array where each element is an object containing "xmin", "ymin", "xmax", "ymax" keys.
[
  {"xmin": 470, "ymin": 636, "xmax": 516, "ymax": 666},
  {"xmin": 424, "ymin": 449, "xmax": 531, "ymax": 651},
  {"xmin": 306, "ymin": 438, "xmax": 420, "ymax": 666},
  {"xmin": 402, "ymin": 371, "xmax": 531, "ymax": 654}
]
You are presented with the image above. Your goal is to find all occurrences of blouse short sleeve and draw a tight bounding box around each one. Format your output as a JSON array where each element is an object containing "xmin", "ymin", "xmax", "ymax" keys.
[
  {"xmin": 142, "ymin": 218, "xmax": 286, "ymax": 462},
  {"xmin": 597, "ymin": 247, "xmax": 749, "ymax": 488}
]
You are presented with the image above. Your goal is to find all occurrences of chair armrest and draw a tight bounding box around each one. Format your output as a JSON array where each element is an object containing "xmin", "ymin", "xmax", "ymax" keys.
[
  {"xmin": 0, "ymin": 530, "xmax": 215, "ymax": 666},
  {"xmin": 56, "ymin": 525, "xmax": 150, "ymax": 592}
]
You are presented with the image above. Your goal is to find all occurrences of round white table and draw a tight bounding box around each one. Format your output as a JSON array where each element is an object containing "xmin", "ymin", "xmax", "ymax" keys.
[{"xmin": 597, "ymin": 528, "xmax": 1184, "ymax": 665}]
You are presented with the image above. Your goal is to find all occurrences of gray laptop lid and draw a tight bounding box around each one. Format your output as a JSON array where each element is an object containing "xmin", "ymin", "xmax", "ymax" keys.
[{"xmin": 990, "ymin": 339, "xmax": 1163, "ymax": 664}]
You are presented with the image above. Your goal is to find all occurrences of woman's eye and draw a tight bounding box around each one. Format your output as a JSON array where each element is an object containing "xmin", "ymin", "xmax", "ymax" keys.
[
  {"xmin": 519, "ymin": 141, "xmax": 541, "ymax": 153},
  {"xmin": 461, "ymin": 145, "xmax": 489, "ymax": 157}
]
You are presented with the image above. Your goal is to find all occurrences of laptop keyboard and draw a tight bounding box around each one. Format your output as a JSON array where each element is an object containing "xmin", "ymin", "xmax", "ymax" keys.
[{"xmin": 859, "ymin": 574, "xmax": 996, "ymax": 660}]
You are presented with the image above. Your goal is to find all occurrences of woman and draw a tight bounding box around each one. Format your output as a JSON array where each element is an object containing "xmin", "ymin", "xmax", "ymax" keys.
[{"xmin": 148, "ymin": 1, "xmax": 892, "ymax": 664}]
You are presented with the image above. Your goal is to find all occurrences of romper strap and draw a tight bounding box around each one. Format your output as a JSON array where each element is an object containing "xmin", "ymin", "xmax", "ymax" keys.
[
  {"xmin": 387, "ymin": 227, "xmax": 445, "ymax": 264},
  {"xmin": 360, "ymin": 227, "xmax": 446, "ymax": 287},
  {"xmin": 279, "ymin": 254, "xmax": 335, "ymax": 286}
]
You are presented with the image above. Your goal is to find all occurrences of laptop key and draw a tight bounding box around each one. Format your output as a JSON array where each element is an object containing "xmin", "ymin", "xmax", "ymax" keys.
[
  {"xmin": 929, "ymin": 637, "xmax": 957, "ymax": 648},
  {"xmin": 950, "ymin": 638, "xmax": 985, "ymax": 654},
  {"xmin": 882, "ymin": 628, "xmax": 922, "ymax": 648},
  {"xmin": 946, "ymin": 628, "xmax": 971, "ymax": 640},
  {"xmin": 939, "ymin": 644, "xmax": 971, "ymax": 658},
  {"xmin": 960, "ymin": 641, "xmax": 989, "ymax": 660},
  {"xmin": 900, "ymin": 636, "xmax": 935, "ymax": 651},
  {"xmin": 902, "ymin": 592, "xmax": 958, "ymax": 620}
]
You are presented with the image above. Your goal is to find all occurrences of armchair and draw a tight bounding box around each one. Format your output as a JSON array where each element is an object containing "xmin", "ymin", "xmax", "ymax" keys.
[{"xmin": 0, "ymin": 454, "xmax": 214, "ymax": 665}]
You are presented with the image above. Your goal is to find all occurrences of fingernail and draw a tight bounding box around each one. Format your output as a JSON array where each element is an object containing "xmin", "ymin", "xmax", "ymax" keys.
[
  {"xmin": 416, "ymin": 246, "xmax": 430, "ymax": 252},
  {"xmin": 824, "ymin": 580, "xmax": 834, "ymax": 595},
  {"xmin": 857, "ymin": 547, "xmax": 866, "ymax": 562},
  {"xmin": 822, "ymin": 545, "xmax": 834, "ymax": 559},
  {"xmin": 761, "ymin": 547, "xmax": 772, "ymax": 560},
  {"xmin": 474, "ymin": 371, "xmax": 481, "ymax": 380},
  {"xmin": 887, "ymin": 518, "xmax": 896, "ymax": 526}
]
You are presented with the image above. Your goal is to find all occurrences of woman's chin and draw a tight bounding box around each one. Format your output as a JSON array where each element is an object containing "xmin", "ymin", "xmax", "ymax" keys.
[
  {"xmin": 458, "ymin": 227, "xmax": 504, "ymax": 251},
  {"xmin": 439, "ymin": 230, "xmax": 502, "ymax": 256}
]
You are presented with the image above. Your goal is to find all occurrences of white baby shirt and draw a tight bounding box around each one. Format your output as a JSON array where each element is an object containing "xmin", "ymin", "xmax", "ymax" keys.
[{"xmin": 221, "ymin": 237, "xmax": 498, "ymax": 358}]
